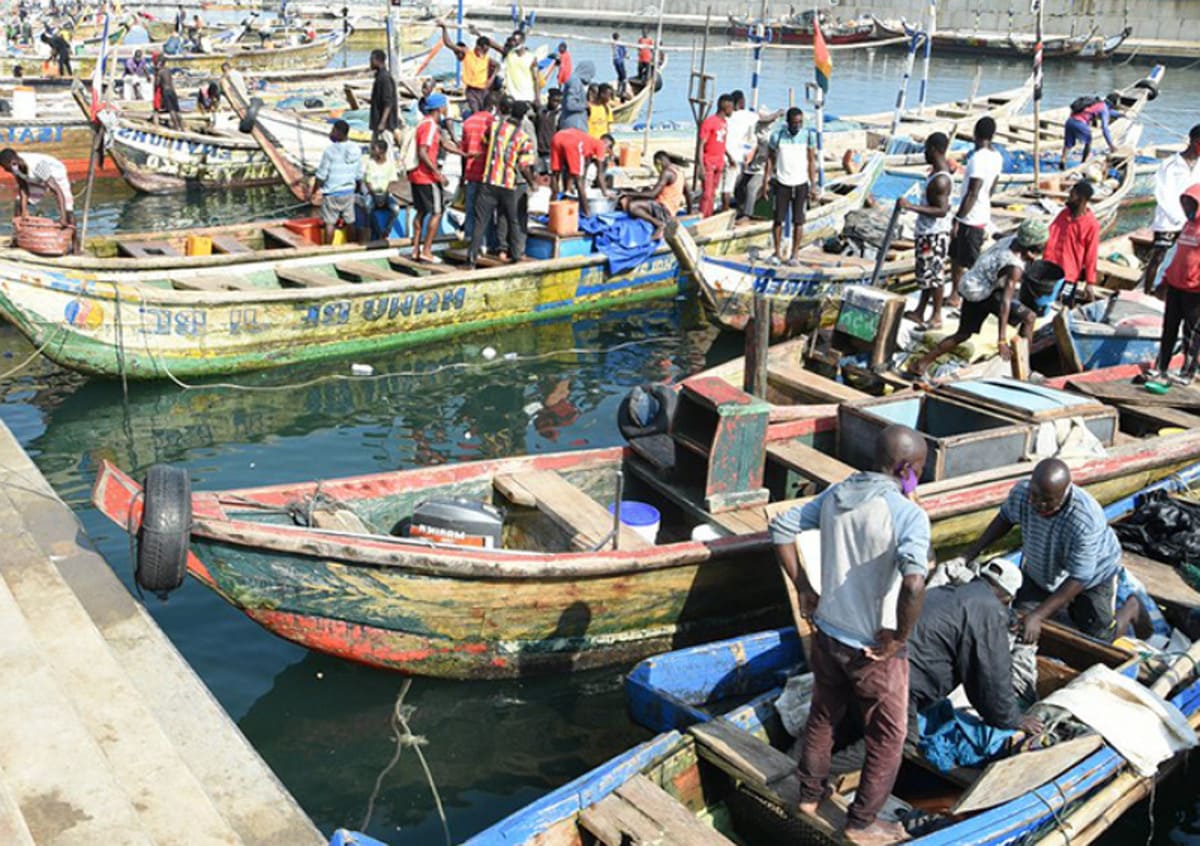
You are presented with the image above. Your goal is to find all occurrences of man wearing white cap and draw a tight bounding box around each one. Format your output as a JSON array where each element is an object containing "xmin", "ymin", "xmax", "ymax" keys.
[{"xmin": 907, "ymin": 558, "xmax": 1043, "ymax": 734}]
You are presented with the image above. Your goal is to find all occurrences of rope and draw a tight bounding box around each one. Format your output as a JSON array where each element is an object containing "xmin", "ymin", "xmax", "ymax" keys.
[
  {"xmin": 0, "ymin": 335, "xmax": 54, "ymax": 381},
  {"xmin": 361, "ymin": 679, "xmax": 452, "ymax": 846},
  {"xmin": 1032, "ymin": 781, "xmax": 1072, "ymax": 845}
]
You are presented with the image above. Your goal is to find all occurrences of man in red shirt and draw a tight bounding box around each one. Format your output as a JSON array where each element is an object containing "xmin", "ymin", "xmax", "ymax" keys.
[
  {"xmin": 1148, "ymin": 184, "xmax": 1200, "ymax": 387},
  {"xmin": 550, "ymin": 127, "xmax": 613, "ymax": 217},
  {"xmin": 409, "ymin": 92, "xmax": 454, "ymax": 263},
  {"xmin": 636, "ymin": 27, "xmax": 654, "ymax": 81},
  {"xmin": 698, "ymin": 94, "xmax": 733, "ymax": 218},
  {"xmin": 555, "ymin": 42, "xmax": 573, "ymax": 87},
  {"xmin": 460, "ymin": 92, "xmax": 500, "ymax": 249},
  {"xmin": 1044, "ymin": 180, "xmax": 1099, "ymax": 305}
]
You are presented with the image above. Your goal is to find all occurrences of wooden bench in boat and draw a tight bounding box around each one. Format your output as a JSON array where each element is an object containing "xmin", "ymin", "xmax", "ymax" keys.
[
  {"xmin": 766, "ymin": 440, "xmax": 855, "ymax": 490},
  {"xmin": 767, "ymin": 361, "xmax": 869, "ymax": 405},
  {"xmin": 116, "ymin": 239, "xmax": 183, "ymax": 259},
  {"xmin": 209, "ymin": 234, "xmax": 252, "ymax": 255},
  {"xmin": 580, "ymin": 774, "xmax": 735, "ymax": 846},
  {"xmin": 388, "ymin": 254, "xmax": 455, "ymax": 276},
  {"xmin": 335, "ymin": 260, "xmax": 400, "ymax": 282},
  {"xmin": 170, "ymin": 274, "xmax": 257, "ymax": 292},
  {"xmin": 441, "ymin": 248, "xmax": 506, "ymax": 268},
  {"xmin": 262, "ymin": 226, "xmax": 310, "ymax": 250},
  {"xmin": 276, "ymin": 267, "xmax": 341, "ymax": 288},
  {"xmin": 493, "ymin": 470, "xmax": 651, "ymax": 551}
]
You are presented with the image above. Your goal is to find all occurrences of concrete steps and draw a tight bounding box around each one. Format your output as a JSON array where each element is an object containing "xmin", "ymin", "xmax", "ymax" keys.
[{"xmin": 0, "ymin": 423, "xmax": 326, "ymax": 846}]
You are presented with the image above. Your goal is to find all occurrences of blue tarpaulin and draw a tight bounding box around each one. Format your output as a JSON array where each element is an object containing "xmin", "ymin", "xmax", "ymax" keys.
[
  {"xmin": 579, "ymin": 212, "xmax": 659, "ymax": 275},
  {"xmin": 917, "ymin": 699, "xmax": 1015, "ymax": 772}
]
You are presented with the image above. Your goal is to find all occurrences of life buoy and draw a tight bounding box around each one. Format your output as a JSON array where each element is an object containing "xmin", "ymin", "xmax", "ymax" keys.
[
  {"xmin": 238, "ymin": 97, "xmax": 263, "ymax": 134},
  {"xmin": 617, "ymin": 383, "xmax": 677, "ymax": 440},
  {"xmin": 136, "ymin": 464, "xmax": 192, "ymax": 598},
  {"xmin": 1133, "ymin": 78, "xmax": 1159, "ymax": 101}
]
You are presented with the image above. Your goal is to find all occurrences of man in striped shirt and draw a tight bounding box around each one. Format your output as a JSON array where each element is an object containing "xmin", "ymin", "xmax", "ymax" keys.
[
  {"xmin": 959, "ymin": 459, "xmax": 1121, "ymax": 642},
  {"xmin": 468, "ymin": 100, "xmax": 537, "ymax": 267}
]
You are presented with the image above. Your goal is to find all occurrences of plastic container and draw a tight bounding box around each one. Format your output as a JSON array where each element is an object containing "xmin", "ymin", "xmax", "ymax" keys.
[
  {"xmin": 607, "ymin": 501, "xmax": 660, "ymax": 544},
  {"xmin": 12, "ymin": 216, "xmax": 73, "ymax": 257},
  {"xmin": 1018, "ymin": 259, "xmax": 1065, "ymax": 316},
  {"xmin": 618, "ymin": 144, "xmax": 641, "ymax": 168},
  {"xmin": 185, "ymin": 234, "xmax": 212, "ymax": 256},
  {"xmin": 283, "ymin": 217, "xmax": 324, "ymax": 245},
  {"xmin": 691, "ymin": 523, "xmax": 722, "ymax": 542},
  {"xmin": 548, "ymin": 200, "xmax": 579, "ymax": 236},
  {"xmin": 11, "ymin": 87, "xmax": 35, "ymax": 121},
  {"xmin": 330, "ymin": 227, "xmax": 349, "ymax": 246}
]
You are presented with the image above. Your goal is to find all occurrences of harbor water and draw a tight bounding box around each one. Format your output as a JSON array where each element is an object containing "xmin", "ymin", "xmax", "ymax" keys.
[{"xmin": 2, "ymin": 23, "xmax": 1199, "ymax": 843}]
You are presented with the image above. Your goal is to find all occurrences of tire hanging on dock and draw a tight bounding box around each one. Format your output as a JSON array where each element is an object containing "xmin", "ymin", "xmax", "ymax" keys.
[
  {"xmin": 1133, "ymin": 78, "xmax": 1159, "ymax": 101},
  {"xmin": 136, "ymin": 464, "xmax": 192, "ymax": 598},
  {"xmin": 617, "ymin": 383, "xmax": 677, "ymax": 440}
]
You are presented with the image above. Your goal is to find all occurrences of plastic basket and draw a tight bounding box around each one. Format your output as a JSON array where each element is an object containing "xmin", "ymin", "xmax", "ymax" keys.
[{"xmin": 12, "ymin": 216, "xmax": 74, "ymax": 257}]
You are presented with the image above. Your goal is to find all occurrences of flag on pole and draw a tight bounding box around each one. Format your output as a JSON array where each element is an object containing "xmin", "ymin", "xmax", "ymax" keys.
[
  {"xmin": 89, "ymin": 7, "xmax": 111, "ymax": 120},
  {"xmin": 1031, "ymin": 0, "xmax": 1043, "ymax": 102},
  {"xmin": 813, "ymin": 16, "xmax": 832, "ymax": 93}
]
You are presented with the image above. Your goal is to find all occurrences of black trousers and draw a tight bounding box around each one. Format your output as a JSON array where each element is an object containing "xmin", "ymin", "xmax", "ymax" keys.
[
  {"xmin": 1156, "ymin": 285, "xmax": 1200, "ymax": 372},
  {"xmin": 1015, "ymin": 575, "xmax": 1117, "ymax": 641},
  {"xmin": 469, "ymin": 183, "xmax": 522, "ymax": 263}
]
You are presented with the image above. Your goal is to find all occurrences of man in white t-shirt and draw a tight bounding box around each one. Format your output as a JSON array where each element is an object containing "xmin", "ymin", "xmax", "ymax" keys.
[
  {"xmin": 762, "ymin": 107, "xmax": 817, "ymax": 264},
  {"xmin": 1142, "ymin": 124, "xmax": 1200, "ymax": 294},
  {"xmin": 0, "ymin": 148, "xmax": 76, "ymax": 251},
  {"xmin": 947, "ymin": 116, "xmax": 1003, "ymax": 308},
  {"xmin": 723, "ymin": 90, "xmax": 759, "ymax": 218}
]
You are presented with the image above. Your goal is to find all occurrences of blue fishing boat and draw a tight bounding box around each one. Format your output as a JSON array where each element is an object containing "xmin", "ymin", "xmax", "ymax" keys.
[
  {"xmin": 471, "ymin": 466, "xmax": 1200, "ymax": 845},
  {"xmin": 1033, "ymin": 291, "xmax": 1165, "ymax": 372}
]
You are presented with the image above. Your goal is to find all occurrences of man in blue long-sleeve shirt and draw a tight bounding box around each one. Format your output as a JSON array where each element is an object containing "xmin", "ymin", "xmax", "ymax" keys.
[{"xmin": 1060, "ymin": 93, "xmax": 1123, "ymax": 169}]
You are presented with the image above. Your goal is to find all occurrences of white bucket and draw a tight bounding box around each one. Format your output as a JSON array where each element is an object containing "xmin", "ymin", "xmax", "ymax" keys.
[
  {"xmin": 691, "ymin": 523, "xmax": 722, "ymax": 542},
  {"xmin": 11, "ymin": 87, "xmax": 36, "ymax": 121},
  {"xmin": 608, "ymin": 500, "xmax": 660, "ymax": 544}
]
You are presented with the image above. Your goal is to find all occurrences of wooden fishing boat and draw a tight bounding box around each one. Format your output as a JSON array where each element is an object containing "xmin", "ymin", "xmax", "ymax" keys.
[
  {"xmin": 609, "ymin": 56, "xmax": 667, "ymax": 126},
  {"xmin": 1032, "ymin": 291, "xmax": 1165, "ymax": 373},
  {"xmin": 871, "ymin": 18, "xmax": 1100, "ymax": 59},
  {"xmin": 728, "ymin": 13, "xmax": 892, "ymax": 46},
  {"xmin": 90, "ymin": 363, "xmax": 1200, "ymax": 677},
  {"xmin": 1078, "ymin": 26, "xmax": 1135, "ymax": 60}
]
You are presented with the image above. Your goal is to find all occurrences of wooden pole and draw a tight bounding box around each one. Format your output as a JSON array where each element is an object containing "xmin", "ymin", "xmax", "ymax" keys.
[
  {"xmin": 78, "ymin": 124, "xmax": 103, "ymax": 253},
  {"xmin": 690, "ymin": 8, "xmax": 713, "ymax": 197},
  {"xmin": 744, "ymin": 294, "xmax": 771, "ymax": 397},
  {"xmin": 917, "ymin": 0, "xmax": 935, "ymax": 112},
  {"xmin": 642, "ymin": 0, "xmax": 666, "ymax": 154},
  {"xmin": 1032, "ymin": 0, "xmax": 1044, "ymax": 190},
  {"xmin": 751, "ymin": 0, "xmax": 768, "ymax": 109}
]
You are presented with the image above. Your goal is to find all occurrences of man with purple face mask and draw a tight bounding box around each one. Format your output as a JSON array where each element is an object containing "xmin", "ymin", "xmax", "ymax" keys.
[
  {"xmin": 769, "ymin": 424, "xmax": 930, "ymax": 846},
  {"xmin": 959, "ymin": 458, "xmax": 1122, "ymax": 644}
]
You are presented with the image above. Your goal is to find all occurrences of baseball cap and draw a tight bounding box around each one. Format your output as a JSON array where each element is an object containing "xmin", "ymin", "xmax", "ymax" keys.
[
  {"xmin": 1016, "ymin": 219, "xmax": 1049, "ymax": 251},
  {"xmin": 979, "ymin": 556, "xmax": 1023, "ymax": 599},
  {"xmin": 423, "ymin": 92, "xmax": 448, "ymax": 112}
]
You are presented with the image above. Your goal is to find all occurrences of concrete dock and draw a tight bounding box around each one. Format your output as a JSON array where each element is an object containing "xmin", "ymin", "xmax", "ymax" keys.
[{"xmin": 0, "ymin": 420, "xmax": 326, "ymax": 846}]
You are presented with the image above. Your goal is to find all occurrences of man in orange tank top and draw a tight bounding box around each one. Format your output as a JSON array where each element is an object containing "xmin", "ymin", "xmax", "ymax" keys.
[{"xmin": 440, "ymin": 22, "xmax": 497, "ymax": 115}]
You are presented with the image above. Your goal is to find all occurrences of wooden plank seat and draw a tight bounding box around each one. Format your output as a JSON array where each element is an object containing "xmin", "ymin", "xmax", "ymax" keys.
[
  {"xmin": 493, "ymin": 470, "xmax": 652, "ymax": 551},
  {"xmin": 388, "ymin": 254, "xmax": 455, "ymax": 276},
  {"xmin": 209, "ymin": 234, "xmax": 252, "ymax": 255},
  {"xmin": 262, "ymin": 226, "xmax": 310, "ymax": 250},
  {"xmin": 767, "ymin": 361, "xmax": 869, "ymax": 405},
  {"xmin": 440, "ymin": 248, "xmax": 506, "ymax": 268},
  {"xmin": 170, "ymin": 274, "xmax": 256, "ymax": 292},
  {"xmin": 275, "ymin": 267, "xmax": 341, "ymax": 288},
  {"xmin": 581, "ymin": 774, "xmax": 735, "ymax": 846},
  {"xmin": 335, "ymin": 260, "xmax": 400, "ymax": 282},
  {"xmin": 116, "ymin": 239, "xmax": 183, "ymax": 259},
  {"xmin": 766, "ymin": 440, "xmax": 856, "ymax": 490}
]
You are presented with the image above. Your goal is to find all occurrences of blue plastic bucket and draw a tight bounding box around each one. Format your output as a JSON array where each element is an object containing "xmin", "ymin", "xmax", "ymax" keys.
[{"xmin": 607, "ymin": 500, "xmax": 661, "ymax": 544}]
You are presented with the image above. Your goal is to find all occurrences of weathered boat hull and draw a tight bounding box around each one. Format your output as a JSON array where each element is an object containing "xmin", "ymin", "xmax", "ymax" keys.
[
  {"xmin": 728, "ymin": 17, "xmax": 889, "ymax": 45},
  {"xmin": 0, "ymin": 117, "xmax": 117, "ymax": 175},
  {"xmin": 107, "ymin": 119, "xmax": 281, "ymax": 193}
]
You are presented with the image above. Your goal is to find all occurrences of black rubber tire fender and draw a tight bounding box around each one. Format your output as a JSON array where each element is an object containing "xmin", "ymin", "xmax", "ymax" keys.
[
  {"xmin": 238, "ymin": 97, "xmax": 263, "ymax": 134},
  {"xmin": 137, "ymin": 464, "xmax": 192, "ymax": 597},
  {"xmin": 1133, "ymin": 78, "xmax": 1159, "ymax": 101},
  {"xmin": 617, "ymin": 383, "xmax": 677, "ymax": 440}
]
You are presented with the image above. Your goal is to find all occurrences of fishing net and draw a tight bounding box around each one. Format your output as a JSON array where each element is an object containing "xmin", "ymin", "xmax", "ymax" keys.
[{"xmin": 1113, "ymin": 490, "xmax": 1200, "ymax": 592}]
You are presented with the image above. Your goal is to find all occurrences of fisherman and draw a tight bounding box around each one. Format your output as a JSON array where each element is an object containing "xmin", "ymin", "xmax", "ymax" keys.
[
  {"xmin": 312, "ymin": 118, "xmax": 361, "ymax": 244},
  {"xmin": 723, "ymin": 90, "xmax": 758, "ymax": 218},
  {"xmin": 1142, "ymin": 124, "xmax": 1200, "ymax": 295},
  {"xmin": 502, "ymin": 31, "xmax": 539, "ymax": 111},
  {"xmin": 173, "ymin": 3, "xmax": 184, "ymax": 34},
  {"xmin": 0, "ymin": 148, "xmax": 76, "ymax": 252},
  {"xmin": 122, "ymin": 48, "xmax": 150, "ymax": 101},
  {"xmin": 438, "ymin": 22, "xmax": 496, "ymax": 116},
  {"xmin": 636, "ymin": 26, "xmax": 654, "ymax": 81},
  {"xmin": 617, "ymin": 150, "xmax": 686, "ymax": 240},
  {"xmin": 762, "ymin": 106, "xmax": 817, "ymax": 265},
  {"xmin": 468, "ymin": 99, "xmax": 537, "ymax": 267},
  {"xmin": 558, "ymin": 60, "xmax": 593, "ymax": 133},
  {"xmin": 535, "ymin": 88, "xmax": 561, "ymax": 174},
  {"xmin": 220, "ymin": 60, "xmax": 246, "ymax": 99},
  {"xmin": 196, "ymin": 80, "xmax": 220, "ymax": 113},
  {"xmin": 409, "ymin": 92, "xmax": 453, "ymax": 264},
  {"xmin": 554, "ymin": 41, "xmax": 572, "ymax": 87},
  {"xmin": 899, "ymin": 132, "xmax": 954, "ymax": 329},
  {"xmin": 1044, "ymin": 180, "xmax": 1099, "ymax": 305},
  {"xmin": 368, "ymin": 48, "xmax": 398, "ymax": 144},
  {"xmin": 906, "ymin": 218, "xmax": 1046, "ymax": 379},
  {"xmin": 550, "ymin": 126, "xmax": 613, "ymax": 218},
  {"xmin": 770, "ymin": 423, "xmax": 929, "ymax": 846},
  {"xmin": 40, "ymin": 25, "xmax": 71, "ymax": 76},
  {"xmin": 358, "ymin": 137, "xmax": 400, "ymax": 241},
  {"xmin": 956, "ymin": 458, "xmax": 1123, "ymax": 642},
  {"xmin": 947, "ymin": 116, "xmax": 1003, "ymax": 310},
  {"xmin": 1143, "ymin": 184, "xmax": 1200, "ymax": 387},
  {"xmin": 460, "ymin": 91, "xmax": 499, "ymax": 249},
  {"xmin": 610, "ymin": 32, "xmax": 628, "ymax": 99},
  {"xmin": 587, "ymin": 83, "xmax": 614, "ymax": 140},
  {"xmin": 153, "ymin": 53, "xmax": 182, "ymax": 131},
  {"xmin": 1060, "ymin": 92, "xmax": 1123, "ymax": 169},
  {"xmin": 697, "ymin": 93, "xmax": 733, "ymax": 218}
]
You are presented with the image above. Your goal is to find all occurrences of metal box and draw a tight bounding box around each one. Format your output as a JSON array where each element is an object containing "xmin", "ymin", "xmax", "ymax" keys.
[{"xmin": 837, "ymin": 393, "xmax": 1032, "ymax": 482}]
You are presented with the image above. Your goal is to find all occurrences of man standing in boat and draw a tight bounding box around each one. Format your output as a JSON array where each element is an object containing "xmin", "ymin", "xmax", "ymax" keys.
[
  {"xmin": 946, "ymin": 116, "xmax": 1003, "ymax": 311},
  {"xmin": 438, "ymin": 23, "xmax": 497, "ymax": 116},
  {"xmin": 1044, "ymin": 180, "xmax": 1099, "ymax": 305},
  {"xmin": 368, "ymin": 48, "xmax": 398, "ymax": 146},
  {"xmin": 898, "ymin": 132, "xmax": 953, "ymax": 329},
  {"xmin": 697, "ymin": 94, "xmax": 733, "ymax": 218},
  {"xmin": 153, "ymin": 53, "xmax": 183, "ymax": 131},
  {"xmin": 409, "ymin": 93, "xmax": 453, "ymax": 264},
  {"xmin": 1142, "ymin": 124, "xmax": 1200, "ymax": 295},
  {"xmin": 771, "ymin": 424, "xmax": 930, "ymax": 846},
  {"xmin": 762, "ymin": 106, "xmax": 817, "ymax": 265},
  {"xmin": 0, "ymin": 148, "xmax": 76, "ymax": 253},
  {"xmin": 956, "ymin": 458, "xmax": 1123, "ymax": 642},
  {"xmin": 312, "ymin": 119, "xmax": 361, "ymax": 244},
  {"xmin": 467, "ymin": 100, "xmax": 537, "ymax": 266}
]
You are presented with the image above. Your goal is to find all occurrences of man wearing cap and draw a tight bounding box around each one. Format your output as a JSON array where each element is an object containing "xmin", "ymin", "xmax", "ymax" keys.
[
  {"xmin": 906, "ymin": 218, "xmax": 1047, "ymax": 378},
  {"xmin": 409, "ymin": 93, "xmax": 452, "ymax": 263},
  {"xmin": 959, "ymin": 458, "xmax": 1124, "ymax": 642}
]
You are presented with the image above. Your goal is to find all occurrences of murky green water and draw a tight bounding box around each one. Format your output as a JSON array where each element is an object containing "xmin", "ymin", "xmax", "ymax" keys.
[{"xmin": 1, "ymin": 24, "xmax": 1198, "ymax": 844}]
